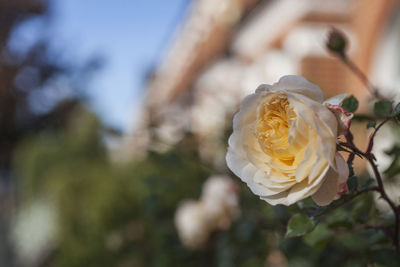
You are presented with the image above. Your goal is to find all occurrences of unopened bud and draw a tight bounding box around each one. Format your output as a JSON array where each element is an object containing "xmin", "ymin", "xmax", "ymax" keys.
[{"xmin": 326, "ymin": 29, "xmax": 347, "ymax": 55}]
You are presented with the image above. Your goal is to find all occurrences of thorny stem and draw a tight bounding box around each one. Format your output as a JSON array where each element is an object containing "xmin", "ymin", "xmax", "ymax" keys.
[
  {"xmin": 343, "ymin": 131, "xmax": 364, "ymax": 157},
  {"xmin": 362, "ymin": 117, "xmax": 399, "ymax": 252},
  {"xmin": 329, "ymin": 36, "xmax": 398, "ymax": 250},
  {"xmin": 336, "ymin": 52, "xmax": 385, "ymax": 100},
  {"xmin": 365, "ymin": 118, "xmax": 390, "ymax": 155},
  {"xmin": 343, "ymin": 119, "xmax": 400, "ymax": 252},
  {"xmin": 365, "ymin": 153, "xmax": 400, "ymax": 252},
  {"xmin": 338, "ymin": 142, "xmax": 363, "ymax": 158}
]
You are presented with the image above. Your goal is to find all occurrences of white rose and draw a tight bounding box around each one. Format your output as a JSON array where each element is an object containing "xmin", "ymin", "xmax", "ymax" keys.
[
  {"xmin": 174, "ymin": 200, "xmax": 210, "ymax": 248},
  {"xmin": 201, "ymin": 175, "xmax": 239, "ymax": 229},
  {"xmin": 175, "ymin": 176, "xmax": 241, "ymax": 248},
  {"xmin": 226, "ymin": 75, "xmax": 349, "ymax": 206}
]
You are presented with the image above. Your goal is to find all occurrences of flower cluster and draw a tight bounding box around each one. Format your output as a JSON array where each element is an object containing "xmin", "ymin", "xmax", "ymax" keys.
[{"xmin": 226, "ymin": 75, "xmax": 351, "ymax": 206}]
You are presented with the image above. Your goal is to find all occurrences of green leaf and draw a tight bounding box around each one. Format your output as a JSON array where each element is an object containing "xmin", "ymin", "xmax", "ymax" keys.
[
  {"xmin": 374, "ymin": 100, "xmax": 392, "ymax": 117},
  {"xmin": 366, "ymin": 229, "xmax": 386, "ymax": 245},
  {"xmin": 285, "ymin": 214, "xmax": 315, "ymax": 238},
  {"xmin": 347, "ymin": 176, "xmax": 358, "ymax": 193},
  {"xmin": 391, "ymin": 102, "xmax": 400, "ymax": 117},
  {"xmin": 304, "ymin": 224, "xmax": 333, "ymax": 248},
  {"xmin": 383, "ymin": 158, "xmax": 400, "ymax": 179},
  {"xmin": 385, "ymin": 145, "xmax": 400, "ymax": 156},
  {"xmin": 351, "ymin": 194, "xmax": 374, "ymax": 223},
  {"xmin": 336, "ymin": 232, "xmax": 368, "ymax": 251},
  {"xmin": 366, "ymin": 120, "xmax": 376, "ymax": 129},
  {"xmin": 352, "ymin": 114, "xmax": 375, "ymax": 121},
  {"xmin": 341, "ymin": 95, "xmax": 359, "ymax": 112},
  {"xmin": 383, "ymin": 146, "xmax": 400, "ymax": 180},
  {"xmin": 326, "ymin": 209, "xmax": 352, "ymax": 229}
]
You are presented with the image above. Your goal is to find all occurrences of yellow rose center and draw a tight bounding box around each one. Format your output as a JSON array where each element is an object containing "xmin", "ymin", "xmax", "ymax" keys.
[{"xmin": 256, "ymin": 93, "xmax": 297, "ymax": 166}]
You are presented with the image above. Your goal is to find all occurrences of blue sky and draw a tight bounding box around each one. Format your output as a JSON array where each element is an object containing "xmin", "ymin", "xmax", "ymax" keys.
[{"xmin": 12, "ymin": 0, "xmax": 191, "ymax": 130}]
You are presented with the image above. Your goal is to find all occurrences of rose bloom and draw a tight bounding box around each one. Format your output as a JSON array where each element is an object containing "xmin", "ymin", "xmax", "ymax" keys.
[
  {"xmin": 226, "ymin": 75, "xmax": 350, "ymax": 206},
  {"xmin": 174, "ymin": 200, "xmax": 210, "ymax": 248},
  {"xmin": 201, "ymin": 175, "xmax": 239, "ymax": 229},
  {"xmin": 175, "ymin": 176, "xmax": 240, "ymax": 249}
]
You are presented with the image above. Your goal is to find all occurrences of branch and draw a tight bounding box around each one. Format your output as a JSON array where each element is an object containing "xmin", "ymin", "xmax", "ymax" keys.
[
  {"xmin": 336, "ymin": 52, "xmax": 385, "ymax": 100},
  {"xmin": 365, "ymin": 118, "xmax": 390, "ymax": 155},
  {"xmin": 343, "ymin": 124, "xmax": 399, "ymax": 252},
  {"xmin": 365, "ymin": 154, "xmax": 400, "ymax": 252}
]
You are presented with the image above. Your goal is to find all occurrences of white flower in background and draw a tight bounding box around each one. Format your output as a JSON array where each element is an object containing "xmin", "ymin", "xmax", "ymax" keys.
[
  {"xmin": 226, "ymin": 75, "xmax": 350, "ymax": 206},
  {"xmin": 175, "ymin": 176, "xmax": 240, "ymax": 248},
  {"xmin": 12, "ymin": 200, "xmax": 57, "ymax": 266},
  {"xmin": 174, "ymin": 200, "xmax": 210, "ymax": 248},
  {"xmin": 201, "ymin": 175, "xmax": 239, "ymax": 229}
]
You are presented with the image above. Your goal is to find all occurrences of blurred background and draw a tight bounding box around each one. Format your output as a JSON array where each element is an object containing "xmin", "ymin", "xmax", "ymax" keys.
[{"xmin": 2, "ymin": 0, "xmax": 400, "ymax": 266}]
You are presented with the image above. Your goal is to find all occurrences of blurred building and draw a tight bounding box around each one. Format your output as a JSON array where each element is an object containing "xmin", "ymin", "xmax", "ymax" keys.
[{"xmin": 123, "ymin": 0, "xmax": 399, "ymax": 163}]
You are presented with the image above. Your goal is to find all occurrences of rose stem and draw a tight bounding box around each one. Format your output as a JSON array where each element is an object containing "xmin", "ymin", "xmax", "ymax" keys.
[
  {"xmin": 365, "ymin": 118, "xmax": 390, "ymax": 155},
  {"xmin": 345, "ymin": 119, "xmax": 399, "ymax": 252},
  {"xmin": 344, "ymin": 131, "xmax": 364, "ymax": 157},
  {"xmin": 365, "ymin": 153, "xmax": 400, "ymax": 252},
  {"xmin": 336, "ymin": 52, "xmax": 384, "ymax": 100},
  {"xmin": 361, "ymin": 118, "xmax": 400, "ymax": 252}
]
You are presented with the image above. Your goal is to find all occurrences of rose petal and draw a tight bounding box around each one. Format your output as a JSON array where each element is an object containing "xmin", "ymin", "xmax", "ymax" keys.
[
  {"xmin": 311, "ymin": 153, "xmax": 348, "ymax": 205},
  {"xmin": 336, "ymin": 152, "xmax": 349, "ymax": 185},
  {"xmin": 232, "ymin": 93, "xmax": 259, "ymax": 130},
  {"xmin": 311, "ymin": 167, "xmax": 339, "ymax": 206},
  {"xmin": 288, "ymin": 93, "xmax": 338, "ymax": 140},
  {"xmin": 326, "ymin": 104, "xmax": 353, "ymax": 135},
  {"xmin": 323, "ymin": 93, "xmax": 347, "ymax": 106},
  {"xmin": 226, "ymin": 151, "xmax": 281, "ymax": 197},
  {"xmin": 272, "ymin": 75, "xmax": 324, "ymax": 103},
  {"xmin": 284, "ymin": 164, "xmax": 330, "ymax": 205},
  {"xmin": 294, "ymin": 140, "xmax": 316, "ymax": 182},
  {"xmin": 287, "ymin": 96, "xmax": 337, "ymax": 169},
  {"xmin": 262, "ymin": 164, "xmax": 330, "ymax": 206}
]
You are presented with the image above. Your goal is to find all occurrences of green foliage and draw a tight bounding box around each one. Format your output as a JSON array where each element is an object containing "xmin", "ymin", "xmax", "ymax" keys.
[
  {"xmin": 303, "ymin": 224, "xmax": 333, "ymax": 248},
  {"xmin": 286, "ymin": 214, "xmax": 315, "ymax": 238},
  {"xmin": 352, "ymin": 114, "xmax": 375, "ymax": 122},
  {"xmin": 347, "ymin": 176, "xmax": 358, "ymax": 193},
  {"xmin": 384, "ymin": 145, "xmax": 400, "ymax": 179},
  {"xmin": 374, "ymin": 100, "xmax": 393, "ymax": 117},
  {"xmin": 370, "ymin": 248, "xmax": 400, "ymax": 267},
  {"xmin": 13, "ymin": 107, "xmax": 400, "ymax": 267},
  {"xmin": 351, "ymin": 194, "xmax": 374, "ymax": 223},
  {"xmin": 341, "ymin": 95, "xmax": 359, "ymax": 112},
  {"xmin": 325, "ymin": 209, "xmax": 352, "ymax": 229},
  {"xmin": 14, "ymin": 107, "xmax": 275, "ymax": 267},
  {"xmin": 391, "ymin": 102, "xmax": 400, "ymax": 117},
  {"xmin": 366, "ymin": 120, "xmax": 376, "ymax": 129}
]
